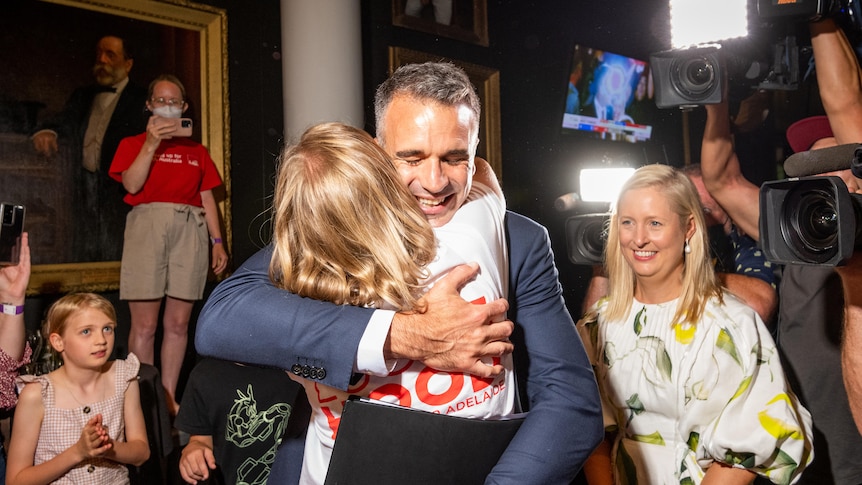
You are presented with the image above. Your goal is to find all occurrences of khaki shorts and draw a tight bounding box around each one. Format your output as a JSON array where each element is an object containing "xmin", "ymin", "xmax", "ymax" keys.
[{"xmin": 120, "ymin": 202, "xmax": 209, "ymax": 301}]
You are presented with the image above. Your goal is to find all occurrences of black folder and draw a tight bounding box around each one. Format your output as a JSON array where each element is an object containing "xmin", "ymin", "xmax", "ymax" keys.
[{"xmin": 324, "ymin": 397, "xmax": 526, "ymax": 485}]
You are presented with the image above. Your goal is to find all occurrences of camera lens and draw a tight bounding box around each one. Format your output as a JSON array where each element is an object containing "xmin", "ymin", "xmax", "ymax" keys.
[
  {"xmin": 685, "ymin": 60, "xmax": 713, "ymax": 86},
  {"xmin": 793, "ymin": 192, "xmax": 838, "ymax": 248},
  {"xmin": 581, "ymin": 220, "xmax": 607, "ymax": 255},
  {"xmin": 566, "ymin": 214, "xmax": 609, "ymax": 265},
  {"xmin": 575, "ymin": 218, "xmax": 609, "ymax": 264},
  {"xmin": 802, "ymin": 203, "xmax": 838, "ymax": 241},
  {"xmin": 781, "ymin": 187, "xmax": 839, "ymax": 263},
  {"xmin": 672, "ymin": 56, "xmax": 717, "ymax": 97}
]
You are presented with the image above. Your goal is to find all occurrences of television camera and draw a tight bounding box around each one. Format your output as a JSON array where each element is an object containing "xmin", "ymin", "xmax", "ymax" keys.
[
  {"xmin": 651, "ymin": 0, "xmax": 860, "ymax": 109},
  {"xmin": 760, "ymin": 143, "xmax": 862, "ymax": 266},
  {"xmin": 565, "ymin": 213, "xmax": 610, "ymax": 266}
]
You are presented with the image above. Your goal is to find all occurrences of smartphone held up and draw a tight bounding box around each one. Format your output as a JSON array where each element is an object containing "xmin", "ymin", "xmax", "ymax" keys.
[
  {"xmin": 174, "ymin": 118, "xmax": 193, "ymax": 137},
  {"xmin": 0, "ymin": 204, "xmax": 24, "ymax": 266}
]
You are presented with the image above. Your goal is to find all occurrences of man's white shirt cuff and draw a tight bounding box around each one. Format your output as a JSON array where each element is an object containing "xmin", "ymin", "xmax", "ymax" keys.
[{"xmin": 356, "ymin": 309, "xmax": 396, "ymax": 375}]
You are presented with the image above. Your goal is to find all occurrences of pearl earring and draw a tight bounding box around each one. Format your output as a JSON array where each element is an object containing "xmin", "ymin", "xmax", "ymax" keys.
[{"xmin": 684, "ymin": 239, "xmax": 691, "ymax": 254}]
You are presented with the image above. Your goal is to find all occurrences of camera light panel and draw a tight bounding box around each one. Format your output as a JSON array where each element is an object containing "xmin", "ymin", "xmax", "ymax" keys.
[
  {"xmin": 579, "ymin": 167, "xmax": 636, "ymax": 203},
  {"xmin": 670, "ymin": 0, "xmax": 748, "ymax": 48}
]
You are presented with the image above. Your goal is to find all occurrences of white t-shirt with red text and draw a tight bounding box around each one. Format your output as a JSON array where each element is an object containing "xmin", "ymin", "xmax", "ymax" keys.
[{"xmin": 295, "ymin": 182, "xmax": 514, "ymax": 484}]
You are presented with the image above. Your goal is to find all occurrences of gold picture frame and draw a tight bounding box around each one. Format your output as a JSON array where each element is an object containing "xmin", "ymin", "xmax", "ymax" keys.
[
  {"xmin": 391, "ymin": 0, "xmax": 489, "ymax": 47},
  {"xmin": 389, "ymin": 47, "xmax": 501, "ymax": 179},
  {"xmin": 0, "ymin": 0, "xmax": 230, "ymax": 294}
]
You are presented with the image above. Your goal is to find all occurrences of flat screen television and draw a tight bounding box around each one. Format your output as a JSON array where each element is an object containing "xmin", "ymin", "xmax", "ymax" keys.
[{"xmin": 561, "ymin": 44, "xmax": 657, "ymax": 144}]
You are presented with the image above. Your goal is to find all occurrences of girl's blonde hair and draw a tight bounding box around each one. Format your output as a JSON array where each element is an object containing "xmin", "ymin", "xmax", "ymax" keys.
[
  {"xmin": 44, "ymin": 293, "xmax": 117, "ymax": 354},
  {"xmin": 603, "ymin": 164, "xmax": 721, "ymax": 325},
  {"xmin": 269, "ymin": 122, "xmax": 437, "ymax": 311}
]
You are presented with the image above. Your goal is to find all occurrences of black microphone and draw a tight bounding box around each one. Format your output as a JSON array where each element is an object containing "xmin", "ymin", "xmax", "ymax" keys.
[
  {"xmin": 784, "ymin": 143, "xmax": 860, "ymax": 177},
  {"xmin": 554, "ymin": 192, "xmax": 580, "ymax": 212}
]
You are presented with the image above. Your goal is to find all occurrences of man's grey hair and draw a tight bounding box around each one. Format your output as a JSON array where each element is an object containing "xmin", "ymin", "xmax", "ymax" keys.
[{"xmin": 374, "ymin": 62, "xmax": 481, "ymax": 146}]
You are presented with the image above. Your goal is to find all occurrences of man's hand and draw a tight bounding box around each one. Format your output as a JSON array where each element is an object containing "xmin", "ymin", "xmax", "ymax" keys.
[
  {"xmin": 387, "ymin": 263, "xmax": 513, "ymax": 378},
  {"xmin": 32, "ymin": 131, "xmax": 58, "ymax": 157}
]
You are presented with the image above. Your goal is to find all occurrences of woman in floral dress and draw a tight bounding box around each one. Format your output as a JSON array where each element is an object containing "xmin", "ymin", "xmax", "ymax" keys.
[{"xmin": 578, "ymin": 164, "xmax": 813, "ymax": 485}]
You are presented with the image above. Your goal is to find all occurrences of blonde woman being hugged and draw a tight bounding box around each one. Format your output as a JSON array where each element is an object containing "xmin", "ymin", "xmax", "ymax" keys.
[
  {"xmin": 270, "ymin": 122, "xmax": 514, "ymax": 484},
  {"xmin": 578, "ymin": 164, "xmax": 813, "ymax": 485},
  {"xmin": 6, "ymin": 294, "xmax": 149, "ymax": 485}
]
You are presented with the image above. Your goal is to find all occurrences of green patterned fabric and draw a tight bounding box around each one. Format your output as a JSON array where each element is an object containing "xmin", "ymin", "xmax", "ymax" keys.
[{"xmin": 577, "ymin": 294, "xmax": 813, "ymax": 484}]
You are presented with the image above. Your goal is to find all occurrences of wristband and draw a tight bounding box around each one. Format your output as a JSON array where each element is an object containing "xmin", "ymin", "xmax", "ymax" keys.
[
  {"xmin": 211, "ymin": 237, "xmax": 223, "ymax": 245},
  {"xmin": 1, "ymin": 303, "xmax": 23, "ymax": 315}
]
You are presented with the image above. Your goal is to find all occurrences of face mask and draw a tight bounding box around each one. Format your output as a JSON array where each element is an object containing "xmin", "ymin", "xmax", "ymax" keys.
[{"xmin": 152, "ymin": 105, "xmax": 183, "ymax": 118}]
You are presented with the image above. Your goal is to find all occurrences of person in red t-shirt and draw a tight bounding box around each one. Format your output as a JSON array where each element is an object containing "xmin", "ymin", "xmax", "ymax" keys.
[{"xmin": 109, "ymin": 74, "xmax": 228, "ymax": 416}]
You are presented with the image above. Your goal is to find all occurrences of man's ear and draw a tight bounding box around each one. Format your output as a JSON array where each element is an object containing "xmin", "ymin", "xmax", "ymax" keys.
[{"xmin": 49, "ymin": 333, "xmax": 64, "ymax": 353}]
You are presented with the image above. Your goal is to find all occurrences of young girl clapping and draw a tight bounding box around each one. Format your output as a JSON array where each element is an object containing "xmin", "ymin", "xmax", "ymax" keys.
[{"xmin": 6, "ymin": 293, "xmax": 149, "ymax": 485}]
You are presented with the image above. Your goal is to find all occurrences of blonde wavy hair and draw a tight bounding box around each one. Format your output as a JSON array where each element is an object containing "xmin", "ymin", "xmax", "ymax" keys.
[
  {"xmin": 44, "ymin": 293, "xmax": 117, "ymax": 358},
  {"xmin": 269, "ymin": 122, "xmax": 437, "ymax": 311},
  {"xmin": 603, "ymin": 164, "xmax": 722, "ymax": 325}
]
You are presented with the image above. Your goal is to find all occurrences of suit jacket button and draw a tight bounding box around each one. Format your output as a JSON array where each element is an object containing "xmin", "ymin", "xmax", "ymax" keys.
[
  {"xmin": 301, "ymin": 365, "xmax": 310, "ymax": 377},
  {"xmin": 317, "ymin": 368, "xmax": 326, "ymax": 380},
  {"xmin": 291, "ymin": 364, "xmax": 302, "ymax": 375}
]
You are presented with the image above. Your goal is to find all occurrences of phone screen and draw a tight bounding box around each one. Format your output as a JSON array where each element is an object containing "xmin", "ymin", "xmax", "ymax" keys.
[{"xmin": 0, "ymin": 204, "xmax": 24, "ymax": 266}]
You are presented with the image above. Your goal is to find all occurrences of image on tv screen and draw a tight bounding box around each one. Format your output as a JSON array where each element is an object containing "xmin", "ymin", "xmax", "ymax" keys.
[{"xmin": 562, "ymin": 44, "xmax": 657, "ymax": 144}]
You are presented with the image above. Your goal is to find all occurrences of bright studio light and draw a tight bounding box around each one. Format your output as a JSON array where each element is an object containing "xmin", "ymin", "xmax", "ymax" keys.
[
  {"xmin": 670, "ymin": 0, "xmax": 749, "ymax": 48},
  {"xmin": 579, "ymin": 167, "xmax": 636, "ymax": 203}
]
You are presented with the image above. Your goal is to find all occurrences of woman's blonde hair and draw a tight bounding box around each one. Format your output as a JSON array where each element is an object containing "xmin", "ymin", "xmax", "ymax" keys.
[
  {"xmin": 269, "ymin": 122, "xmax": 436, "ymax": 311},
  {"xmin": 44, "ymin": 293, "xmax": 117, "ymax": 355},
  {"xmin": 603, "ymin": 164, "xmax": 721, "ymax": 325}
]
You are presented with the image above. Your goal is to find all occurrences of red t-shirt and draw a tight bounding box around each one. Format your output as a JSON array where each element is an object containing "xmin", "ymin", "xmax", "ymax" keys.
[{"xmin": 109, "ymin": 133, "xmax": 222, "ymax": 207}]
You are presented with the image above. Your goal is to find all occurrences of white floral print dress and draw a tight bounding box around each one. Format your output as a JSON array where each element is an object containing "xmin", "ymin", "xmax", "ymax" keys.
[{"xmin": 577, "ymin": 293, "xmax": 813, "ymax": 485}]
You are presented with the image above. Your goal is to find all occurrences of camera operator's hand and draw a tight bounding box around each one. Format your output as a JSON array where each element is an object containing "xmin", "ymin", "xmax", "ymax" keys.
[{"xmin": 732, "ymin": 90, "xmax": 771, "ymax": 134}]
